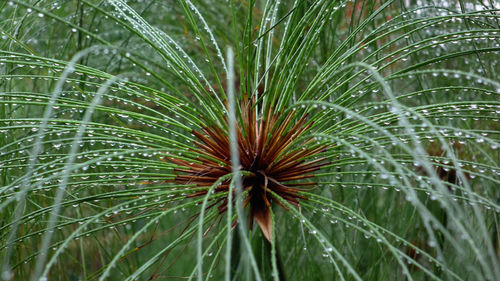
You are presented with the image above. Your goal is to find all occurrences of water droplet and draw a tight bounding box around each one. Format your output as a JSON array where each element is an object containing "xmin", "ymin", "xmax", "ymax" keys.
[{"xmin": 2, "ymin": 270, "xmax": 12, "ymax": 281}]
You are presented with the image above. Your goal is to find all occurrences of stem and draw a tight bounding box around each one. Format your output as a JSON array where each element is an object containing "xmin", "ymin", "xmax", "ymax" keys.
[{"xmin": 264, "ymin": 238, "xmax": 286, "ymax": 281}]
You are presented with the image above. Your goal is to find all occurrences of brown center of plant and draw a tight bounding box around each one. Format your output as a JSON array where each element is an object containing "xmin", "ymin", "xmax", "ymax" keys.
[{"xmin": 169, "ymin": 96, "xmax": 327, "ymax": 241}]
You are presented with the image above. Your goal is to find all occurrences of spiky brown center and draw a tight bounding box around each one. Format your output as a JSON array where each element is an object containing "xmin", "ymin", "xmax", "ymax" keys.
[{"xmin": 169, "ymin": 99, "xmax": 326, "ymax": 241}]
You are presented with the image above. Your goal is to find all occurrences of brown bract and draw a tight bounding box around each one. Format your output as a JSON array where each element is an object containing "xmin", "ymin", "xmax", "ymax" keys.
[{"xmin": 168, "ymin": 97, "xmax": 327, "ymax": 241}]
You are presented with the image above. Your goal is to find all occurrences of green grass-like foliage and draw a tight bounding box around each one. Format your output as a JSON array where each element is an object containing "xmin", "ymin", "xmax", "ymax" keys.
[{"xmin": 0, "ymin": 0, "xmax": 499, "ymax": 280}]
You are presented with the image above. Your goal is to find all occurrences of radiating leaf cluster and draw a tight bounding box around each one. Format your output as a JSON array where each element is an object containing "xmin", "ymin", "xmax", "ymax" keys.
[{"xmin": 0, "ymin": 0, "xmax": 499, "ymax": 280}]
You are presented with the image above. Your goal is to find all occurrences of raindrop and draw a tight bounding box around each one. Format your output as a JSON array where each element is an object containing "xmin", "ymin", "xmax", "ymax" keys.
[{"xmin": 2, "ymin": 270, "xmax": 12, "ymax": 281}]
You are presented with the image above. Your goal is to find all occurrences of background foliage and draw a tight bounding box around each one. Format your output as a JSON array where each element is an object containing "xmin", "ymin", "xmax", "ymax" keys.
[{"xmin": 0, "ymin": 0, "xmax": 499, "ymax": 280}]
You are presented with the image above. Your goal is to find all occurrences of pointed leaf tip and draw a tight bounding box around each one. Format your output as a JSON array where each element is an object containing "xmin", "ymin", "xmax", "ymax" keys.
[{"xmin": 254, "ymin": 206, "xmax": 272, "ymax": 241}]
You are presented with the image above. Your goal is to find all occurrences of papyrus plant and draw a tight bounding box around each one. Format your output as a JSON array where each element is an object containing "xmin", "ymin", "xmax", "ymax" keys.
[{"xmin": 0, "ymin": 0, "xmax": 499, "ymax": 280}]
